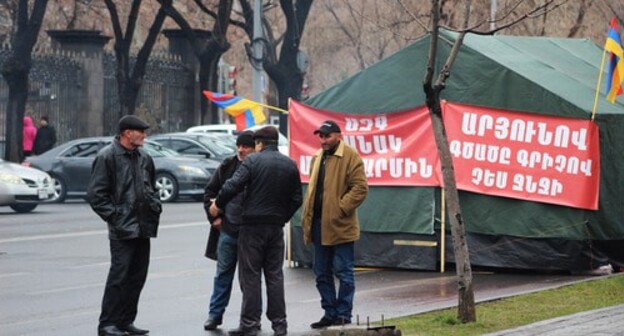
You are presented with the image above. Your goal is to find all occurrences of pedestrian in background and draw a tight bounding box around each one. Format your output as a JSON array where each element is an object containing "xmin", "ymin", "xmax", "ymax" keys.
[
  {"xmin": 22, "ymin": 116, "xmax": 37, "ymax": 157},
  {"xmin": 210, "ymin": 126, "xmax": 302, "ymax": 336},
  {"xmin": 301, "ymin": 120, "xmax": 368, "ymax": 329},
  {"xmin": 33, "ymin": 116, "xmax": 57, "ymax": 155},
  {"xmin": 202, "ymin": 130, "xmax": 256, "ymax": 331},
  {"xmin": 88, "ymin": 115, "xmax": 162, "ymax": 336}
]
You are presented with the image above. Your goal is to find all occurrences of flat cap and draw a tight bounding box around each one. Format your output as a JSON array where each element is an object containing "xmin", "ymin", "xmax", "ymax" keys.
[
  {"xmin": 313, "ymin": 120, "xmax": 341, "ymax": 135},
  {"xmin": 253, "ymin": 126, "xmax": 279, "ymax": 141},
  {"xmin": 119, "ymin": 115, "xmax": 150, "ymax": 132}
]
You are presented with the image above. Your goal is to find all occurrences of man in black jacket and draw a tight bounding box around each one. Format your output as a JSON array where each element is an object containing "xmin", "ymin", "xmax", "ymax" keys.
[
  {"xmin": 33, "ymin": 116, "xmax": 56, "ymax": 155},
  {"xmin": 202, "ymin": 130, "xmax": 255, "ymax": 330},
  {"xmin": 88, "ymin": 115, "xmax": 162, "ymax": 336},
  {"xmin": 210, "ymin": 126, "xmax": 302, "ymax": 336}
]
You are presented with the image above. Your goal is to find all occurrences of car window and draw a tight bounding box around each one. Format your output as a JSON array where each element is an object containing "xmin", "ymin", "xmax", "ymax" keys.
[
  {"xmin": 62, "ymin": 142, "xmax": 103, "ymax": 158},
  {"xmin": 195, "ymin": 137, "xmax": 236, "ymax": 156},
  {"xmin": 143, "ymin": 142, "xmax": 179, "ymax": 157},
  {"xmin": 167, "ymin": 139, "xmax": 207, "ymax": 156}
]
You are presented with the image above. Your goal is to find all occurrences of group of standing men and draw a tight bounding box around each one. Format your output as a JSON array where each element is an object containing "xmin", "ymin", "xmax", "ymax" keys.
[{"xmin": 87, "ymin": 115, "xmax": 368, "ymax": 336}]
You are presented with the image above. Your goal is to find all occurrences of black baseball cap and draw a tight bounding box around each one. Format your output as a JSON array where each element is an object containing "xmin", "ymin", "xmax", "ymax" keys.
[{"xmin": 313, "ymin": 120, "xmax": 341, "ymax": 135}]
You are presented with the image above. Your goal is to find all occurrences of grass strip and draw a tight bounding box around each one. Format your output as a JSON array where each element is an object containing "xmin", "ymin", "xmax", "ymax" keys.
[{"xmin": 386, "ymin": 273, "xmax": 624, "ymax": 336}]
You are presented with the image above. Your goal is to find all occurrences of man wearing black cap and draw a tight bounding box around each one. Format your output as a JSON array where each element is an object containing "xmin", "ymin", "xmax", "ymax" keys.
[
  {"xmin": 88, "ymin": 115, "xmax": 162, "ymax": 336},
  {"xmin": 209, "ymin": 125, "xmax": 302, "ymax": 336},
  {"xmin": 301, "ymin": 120, "xmax": 368, "ymax": 329},
  {"xmin": 202, "ymin": 130, "xmax": 255, "ymax": 331}
]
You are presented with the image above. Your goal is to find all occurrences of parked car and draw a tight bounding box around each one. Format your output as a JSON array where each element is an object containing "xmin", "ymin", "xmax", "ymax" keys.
[
  {"xmin": 24, "ymin": 137, "xmax": 219, "ymax": 203},
  {"xmin": 148, "ymin": 132, "xmax": 237, "ymax": 162},
  {"xmin": 186, "ymin": 124, "xmax": 238, "ymax": 135},
  {"xmin": 0, "ymin": 159, "xmax": 55, "ymax": 213}
]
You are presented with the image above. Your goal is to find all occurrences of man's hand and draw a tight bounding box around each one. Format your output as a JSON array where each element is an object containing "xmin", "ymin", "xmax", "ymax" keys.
[
  {"xmin": 211, "ymin": 217, "xmax": 223, "ymax": 230},
  {"xmin": 209, "ymin": 201, "xmax": 220, "ymax": 218}
]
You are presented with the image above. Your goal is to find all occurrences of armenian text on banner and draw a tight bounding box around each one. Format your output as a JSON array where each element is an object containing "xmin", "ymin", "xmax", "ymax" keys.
[
  {"xmin": 443, "ymin": 102, "xmax": 600, "ymax": 210},
  {"xmin": 289, "ymin": 100, "xmax": 440, "ymax": 186}
]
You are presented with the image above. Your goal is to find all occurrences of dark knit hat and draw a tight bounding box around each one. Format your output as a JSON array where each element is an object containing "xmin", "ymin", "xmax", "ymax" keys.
[
  {"xmin": 313, "ymin": 120, "xmax": 341, "ymax": 135},
  {"xmin": 119, "ymin": 115, "xmax": 149, "ymax": 132},
  {"xmin": 253, "ymin": 126, "xmax": 279, "ymax": 141},
  {"xmin": 236, "ymin": 130, "xmax": 255, "ymax": 147}
]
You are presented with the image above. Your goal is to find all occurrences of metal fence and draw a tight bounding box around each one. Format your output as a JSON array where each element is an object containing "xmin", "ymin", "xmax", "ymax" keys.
[{"xmin": 0, "ymin": 45, "xmax": 196, "ymax": 145}]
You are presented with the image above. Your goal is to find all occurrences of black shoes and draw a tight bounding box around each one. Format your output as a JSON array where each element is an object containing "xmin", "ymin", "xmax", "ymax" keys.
[
  {"xmin": 98, "ymin": 325, "xmax": 128, "ymax": 336},
  {"xmin": 203, "ymin": 316, "xmax": 223, "ymax": 330},
  {"xmin": 228, "ymin": 327, "xmax": 260, "ymax": 336},
  {"xmin": 310, "ymin": 316, "xmax": 335, "ymax": 329},
  {"xmin": 119, "ymin": 324, "xmax": 149, "ymax": 335},
  {"xmin": 333, "ymin": 317, "xmax": 351, "ymax": 326},
  {"xmin": 310, "ymin": 316, "xmax": 352, "ymax": 329}
]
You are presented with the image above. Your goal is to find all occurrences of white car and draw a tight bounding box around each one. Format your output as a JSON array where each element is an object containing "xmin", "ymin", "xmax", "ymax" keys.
[
  {"xmin": 186, "ymin": 124, "xmax": 238, "ymax": 135},
  {"xmin": 0, "ymin": 159, "xmax": 55, "ymax": 213}
]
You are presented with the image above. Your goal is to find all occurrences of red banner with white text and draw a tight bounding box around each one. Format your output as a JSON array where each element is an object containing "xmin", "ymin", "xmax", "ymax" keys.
[
  {"xmin": 288, "ymin": 100, "xmax": 600, "ymax": 210},
  {"xmin": 443, "ymin": 102, "xmax": 600, "ymax": 210},
  {"xmin": 289, "ymin": 100, "xmax": 441, "ymax": 186}
]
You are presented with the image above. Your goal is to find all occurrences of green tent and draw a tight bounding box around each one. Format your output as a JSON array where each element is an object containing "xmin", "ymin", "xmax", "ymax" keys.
[{"xmin": 291, "ymin": 30, "xmax": 624, "ymax": 271}]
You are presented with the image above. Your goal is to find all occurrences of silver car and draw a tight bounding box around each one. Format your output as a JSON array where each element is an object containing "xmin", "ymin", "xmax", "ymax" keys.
[{"xmin": 0, "ymin": 159, "xmax": 55, "ymax": 213}]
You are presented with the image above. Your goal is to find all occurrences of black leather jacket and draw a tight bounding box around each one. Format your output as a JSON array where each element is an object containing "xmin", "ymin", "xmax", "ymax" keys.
[
  {"xmin": 203, "ymin": 155, "xmax": 244, "ymax": 237},
  {"xmin": 215, "ymin": 145, "xmax": 302, "ymax": 226},
  {"xmin": 88, "ymin": 137, "xmax": 162, "ymax": 240}
]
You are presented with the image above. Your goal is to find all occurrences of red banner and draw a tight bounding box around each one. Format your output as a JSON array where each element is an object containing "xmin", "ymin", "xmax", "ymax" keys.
[
  {"xmin": 288, "ymin": 100, "xmax": 600, "ymax": 210},
  {"xmin": 443, "ymin": 102, "xmax": 600, "ymax": 210},
  {"xmin": 289, "ymin": 100, "xmax": 440, "ymax": 186}
]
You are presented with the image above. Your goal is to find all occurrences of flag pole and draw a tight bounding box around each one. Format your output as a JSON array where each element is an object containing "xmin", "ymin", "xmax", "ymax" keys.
[
  {"xmin": 257, "ymin": 102, "xmax": 289, "ymax": 114},
  {"xmin": 591, "ymin": 47, "xmax": 608, "ymax": 121}
]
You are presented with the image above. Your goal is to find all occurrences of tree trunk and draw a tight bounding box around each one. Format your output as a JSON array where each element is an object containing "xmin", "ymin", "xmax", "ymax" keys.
[{"xmin": 1, "ymin": 0, "xmax": 49, "ymax": 162}]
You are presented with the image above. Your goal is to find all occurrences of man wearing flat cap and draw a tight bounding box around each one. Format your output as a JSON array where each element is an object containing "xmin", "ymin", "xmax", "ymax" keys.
[
  {"xmin": 302, "ymin": 119, "xmax": 368, "ymax": 329},
  {"xmin": 201, "ymin": 130, "xmax": 255, "ymax": 331},
  {"xmin": 88, "ymin": 115, "xmax": 162, "ymax": 336},
  {"xmin": 210, "ymin": 126, "xmax": 302, "ymax": 336}
]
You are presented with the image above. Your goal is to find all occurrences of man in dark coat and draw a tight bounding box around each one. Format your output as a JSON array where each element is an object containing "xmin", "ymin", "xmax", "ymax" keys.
[
  {"xmin": 202, "ymin": 130, "xmax": 255, "ymax": 330},
  {"xmin": 210, "ymin": 126, "xmax": 302, "ymax": 336},
  {"xmin": 33, "ymin": 116, "xmax": 57, "ymax": 155},
  {"xmin": 88, "ymin": 115, "xmax": 162, "ymax": 336}
]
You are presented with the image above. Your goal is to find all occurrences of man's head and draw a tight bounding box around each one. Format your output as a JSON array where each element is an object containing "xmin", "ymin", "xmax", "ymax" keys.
[
  {"xmin": 313, "ymin": 120, "xmax": 341, "ymax": 151},
  {"xmin": 253, "ymin": 126, "xmax": 279, "ymax": 151},
  {"xmin": 118, "ymin": 115, "xmax": 150, "ymax": 150},
  {"xmin": 40, "ymin": 116, "xmax": 49, "ymax": 126},
  {"xmin": 235, "ymin": 130, "xmax": 255, "ymax": 160}
]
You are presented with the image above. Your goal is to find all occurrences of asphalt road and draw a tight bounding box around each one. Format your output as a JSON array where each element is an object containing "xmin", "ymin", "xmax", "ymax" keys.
[{"xmin": 0, "ymin": 201, "xmax": 593, "ymax": 336}]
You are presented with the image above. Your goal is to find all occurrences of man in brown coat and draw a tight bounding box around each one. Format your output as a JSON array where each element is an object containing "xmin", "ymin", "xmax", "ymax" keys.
[{"xmin": 301, "ymin": 120, "xmax": 368, "ymax": 329}]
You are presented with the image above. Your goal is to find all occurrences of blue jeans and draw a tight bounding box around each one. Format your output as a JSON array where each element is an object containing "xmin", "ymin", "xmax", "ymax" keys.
[
  {"xmin": 208, "ymin": 231, "xmax": 238, "ymax": 319},
  {"xmin": 312, "ymin": 217, "xmax": 355, "ymax": 321}
]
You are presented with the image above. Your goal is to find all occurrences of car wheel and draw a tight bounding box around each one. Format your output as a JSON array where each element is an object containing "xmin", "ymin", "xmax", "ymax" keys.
[
  {"xmin": 156, "ymin": 173, "xmax": 178, "ymax": 203},
  {"xmin": 50, "ymin": 175, "xmax": 67, "ymax": 203},
  {"xmin": 10, "ymin": 204, "xmax": 38, "ymax": 213}
]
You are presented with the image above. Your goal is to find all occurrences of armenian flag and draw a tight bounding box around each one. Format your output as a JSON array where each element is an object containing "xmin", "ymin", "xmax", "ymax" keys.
[
  {"xmin": 203, "ymin": 91, "xmax": 266, "ymax": 130},
  {"xmin": 606, "ymin": 17, "xmax": 624, "ymax": 103}
]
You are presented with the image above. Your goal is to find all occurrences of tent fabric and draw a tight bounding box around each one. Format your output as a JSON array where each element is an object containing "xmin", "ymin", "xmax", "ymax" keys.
[{"xmin": 296, "ymin": 30, "xmax": 624, "ymax": 270}]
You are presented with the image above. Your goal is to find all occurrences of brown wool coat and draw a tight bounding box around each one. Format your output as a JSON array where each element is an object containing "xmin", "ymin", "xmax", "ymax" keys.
[{"xmin": 302, "ymin": 140, "xmax": 368, "ymax": 246}]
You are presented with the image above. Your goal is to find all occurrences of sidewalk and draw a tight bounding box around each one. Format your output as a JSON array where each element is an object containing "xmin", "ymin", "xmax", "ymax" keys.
[{"xmin": 483, "ymin": 304, "xmax": 624, "ymax": 336}]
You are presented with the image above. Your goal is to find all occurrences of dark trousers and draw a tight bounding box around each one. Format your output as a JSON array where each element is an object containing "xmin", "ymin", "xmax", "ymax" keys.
[
  {"xmin": 99, "ymin": 238, "xmax": 150, "ymax": 329},
  {"xmin": 238, "ymin": 225, "xmax": 287, "ymax": 334}
]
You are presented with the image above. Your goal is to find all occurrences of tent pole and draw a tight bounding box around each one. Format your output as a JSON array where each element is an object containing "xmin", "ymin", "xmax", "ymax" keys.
[
  {"xmin": 440, "ymin": 188, "xmax": 446, "ymax": 273},
  {"xmin": 591, "ymin": 48, "xmax": 608, "ymax": 121}
]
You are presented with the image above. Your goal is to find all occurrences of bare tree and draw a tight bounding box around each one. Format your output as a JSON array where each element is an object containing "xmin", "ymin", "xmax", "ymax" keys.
[
  {"xmin": 158, "ymin": 0, "xmax": 235, "ymax": 124},
  {"xmin": 104, "ymin": 0, "xmax": 167, "ymax": 118},
  {"xmin": 238, "ymin": 0, "xmax": 313, "ymax": 133},
  {"xmin": 1, "ymin": 0, "xmax": 49, "ymax": 162},
  {"xmin": 416, "ymin": 0, "xmax": 567, "ymax": 323}
]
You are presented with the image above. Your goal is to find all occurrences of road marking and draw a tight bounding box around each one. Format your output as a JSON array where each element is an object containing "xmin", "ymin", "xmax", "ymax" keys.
[
  {"xmin": 0, "ymin": 272, "xmax": 29, "ymax": 279},
  {"xmin": 26, "ymin": 282, "xmax": 102, "ymax": 295},
  {"xmin": 0, "ymin": 221, "xmax": 206, "ymax": 244}
]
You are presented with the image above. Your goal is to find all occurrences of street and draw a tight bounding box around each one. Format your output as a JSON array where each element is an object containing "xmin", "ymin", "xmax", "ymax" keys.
[{"xmin": 0, "ymin": 201, "xmax": 593, "ymax": 336}]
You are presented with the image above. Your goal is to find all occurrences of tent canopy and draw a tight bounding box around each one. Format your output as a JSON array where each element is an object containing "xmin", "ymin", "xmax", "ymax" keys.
[{"xmin": 303, "ymin": 30, "xmax": 624, "ymax": 243}]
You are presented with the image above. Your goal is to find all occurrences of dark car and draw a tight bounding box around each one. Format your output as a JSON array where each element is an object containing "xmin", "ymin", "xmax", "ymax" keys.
[
  {"xmin": 148, "ymin": 132, "xmax": 236, "ymax": 162},
  {"xmin": 24, "ymin": 137, "xmax": 219, "ymax": 203}
]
